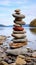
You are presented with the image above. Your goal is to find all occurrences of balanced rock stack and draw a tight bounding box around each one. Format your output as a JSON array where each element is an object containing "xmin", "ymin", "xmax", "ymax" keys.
[{"xmin": 10, "ymin": 9, "xmax": 27, "ymax": 49}]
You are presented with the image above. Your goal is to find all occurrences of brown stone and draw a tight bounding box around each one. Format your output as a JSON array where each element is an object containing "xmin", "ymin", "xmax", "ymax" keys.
[
  {"xmin": 32, "ymin": 52, "xmax": 36, "ymax": 58},
  {"xmin": 0, "ymin": 41, "xmax": 3, "ymax": 45},
  {"xmin": 0, "ymin": 35, "xmax": 6, "ymax": 45},
  {"xmin": 15, "ymin": 17, "xmax": 22, "ymax": 21},
  {"xmin": 15, "ymin": 9, "xmax": 20, "ymax": 14},
  {"xmin": 15, "ymin": 55, "xmax": 26, "ymax": 65},
  {"xmin": 18, "ymin": 55, "xmax": 25, "ymax": 59},
  {"xmin": 9, "ymin": 42, "xmax": 27, "ymax": 49},
  {"xmin": 10, "ymin": 63, "xmax": 16, "ymax": 65},
  {"xmin": 0, "ymin": 61, "xmax": 8, "ymax": 65},
  {"xmin": 0, "ymin": 35, "xmax": 6, "ymax": 40},
  {"xmin": 13, "ymin": 26, "xmax": 24, "ymax": 31},
  {"xmin": 15, "ymin": 9, "xmax": 20, "ymax": 12},
  {"xmin": 25, "ymin": 57, "xmax": 31, "ymax": 62}
]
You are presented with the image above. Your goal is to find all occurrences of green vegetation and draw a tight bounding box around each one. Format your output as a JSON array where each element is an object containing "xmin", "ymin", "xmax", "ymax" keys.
[{"xmin": 29, "ymin": 19, "xmax": 36, "ymax": 27}]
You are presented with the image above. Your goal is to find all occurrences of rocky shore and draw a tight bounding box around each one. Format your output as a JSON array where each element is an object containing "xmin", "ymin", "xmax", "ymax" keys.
[{"xmin": 0, "ymin": 35, "xmax": 36, "ymax": 65}]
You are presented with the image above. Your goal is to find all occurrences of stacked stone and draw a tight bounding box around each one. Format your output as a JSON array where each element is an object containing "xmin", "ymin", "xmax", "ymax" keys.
[{"xmin": 10, "ymin": 9, "xmax": 27, "ymax": 48}]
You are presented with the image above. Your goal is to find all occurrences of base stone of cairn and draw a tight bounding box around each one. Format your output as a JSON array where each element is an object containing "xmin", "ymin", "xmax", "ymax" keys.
[{"xmin": 9, "ymin": 9, "xmax": 27, "ymax": 49}]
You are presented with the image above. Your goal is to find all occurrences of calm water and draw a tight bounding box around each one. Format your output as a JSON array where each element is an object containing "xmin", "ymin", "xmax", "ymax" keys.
[{"xmin": 0, "ymin": 27, "xmax": 36, "ymax": 50}]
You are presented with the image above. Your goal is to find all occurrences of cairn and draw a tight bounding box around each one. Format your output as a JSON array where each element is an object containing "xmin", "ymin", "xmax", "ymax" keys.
[{"xmin": 9, "ymin": 9, "xmax": 27, "ymax": 49}]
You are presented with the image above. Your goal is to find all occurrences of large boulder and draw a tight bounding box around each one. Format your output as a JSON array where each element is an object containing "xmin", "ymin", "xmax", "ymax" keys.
[
  {"xmin": 6, "ymin": 47, "xmax": 28, "ymax": 55},
  {"xmin": 29, "ymin": 19, "xmax": 36, "ymax": 27}
]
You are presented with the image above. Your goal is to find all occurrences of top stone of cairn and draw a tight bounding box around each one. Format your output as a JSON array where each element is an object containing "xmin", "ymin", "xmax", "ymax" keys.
[
  {"xmin": 12, "ymin": 9, "xmax": 25, "ymax": 18},
  {"xmin": 15, "ymin": 9, "xmax": 20, "ymax": 14}
]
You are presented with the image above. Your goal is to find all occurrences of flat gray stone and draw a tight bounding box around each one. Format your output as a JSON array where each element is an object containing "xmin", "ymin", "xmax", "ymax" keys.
[
  {"xmin": 12, "ymin": 13, "xmax": 25, "ymax": 18},
  {"xmin": 6, "ymin": 47, "xmax": 28, "ymax": 55},
  {"xmin": 14, "ymin": 21, "xmax": 25, "ymax": 25},
  {"xmin": 13, "ymin": 38, "xmax": 27, "ymax": 43},
  {"xmin": 12, "ymin": 34, "xmax": 26, "ymax": 39},
  {"xmin": 13, "ymin": 30, "xmax": 26, "ymax": 34}
]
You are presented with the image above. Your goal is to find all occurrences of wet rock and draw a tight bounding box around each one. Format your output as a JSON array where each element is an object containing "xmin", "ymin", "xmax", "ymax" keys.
[{"xmin": 32, "ymin": 52, "xmax": 36, "ymax": 58}]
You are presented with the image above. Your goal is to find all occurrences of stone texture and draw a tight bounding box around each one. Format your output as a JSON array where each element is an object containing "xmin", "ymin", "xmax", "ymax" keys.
[
  {"xmin": 32, "ymin": 52, "xmax": 36, "ymax": 58},
  {"xmin": 6, "ymin": 48, "xmax": 28, "ymax": 55},
  {"xmin": 12, "ymin": 34, "xmax": 26, "ymax": 39},
  {"xmin": 0, "ymin": 61, "xmax": 8, "ymax": 65},
  {"xmin": 25, "ymin": 57, "xmax": 31, "ymax": 62},
  {"xmin": 15, "ymin": 17, "xmax": 22, "ymax": 21},
  {"xmin": 9, "ymin": 42, "xmax": 27, "ymax": 49},
  {"xmin": 13, "ymin": 26, "xmax": 24, "ymax": 31},
  {"xmin": 13, "ymin": 38, "xmax": 27, "ymax": 43},
  {"xmin": 13, "ymin": 23, "xmax": 20, "ymax": 27},
  {"xmin": 0, "ymin": 35, "xmax": 6, "ymax": 40},
  {"xmin": 15, "ymin": 55, "xmax": 26, "ymax": 65},
  {"xmin": 13, "ymin": 30, "xmax": 26, "ymax": 34},
  {"xmin": 14, "ymin": 21, "xmax": 25, "ymax": 25},
  {"xmin": 0, "ymin": 35, "xmax": 6, "ymax": 45},
  {"xmin": 12, "ymin": 13, "xmax": 25, "ymax": 18}
]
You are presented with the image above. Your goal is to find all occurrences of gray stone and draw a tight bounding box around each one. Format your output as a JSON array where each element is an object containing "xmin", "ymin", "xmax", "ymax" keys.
[
  {"xmin": 6, "ymin": 47, "xmax": 28, "ymax": 55},
  {"xmin": 13, "ymin": 23, "xmax": 21, "ymax": 27},
  {"xmin": 13, "ymin": 30, "xmax": 26, "ymax": 34},
  {"xmin": 13, "ymin": 38, "xmax": 27, "ymax": 43},
  {"xmin": 14, "ymin": 21, "xmax": 25, "ymax": 25},
  {"xmin": 12, "ymin": 13, "xmax": 25, "ymax": 18},
  {"xmin": 7, "ymin": 59, "xmax": 12, "ymax": 64},
  {"xmin": 12, "ymin": 34, "xmax": 26, "ymax": 39},
  {"xmin": 31, "ymin": 58, "xmax": 36, "ymax": 62},
  {"xmin": 26, "ymin": 62, "xmax": 34, "ymax": 65}
]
